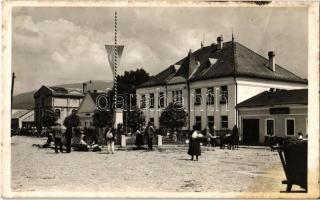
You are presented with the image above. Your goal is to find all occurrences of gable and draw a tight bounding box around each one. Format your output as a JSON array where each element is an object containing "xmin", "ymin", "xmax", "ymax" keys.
[
  {"xmin": 77, "ymin": 94, "xmax": 98, "ymax": 113},
  {"xmin": 34, "ymin": 85, "xmax": 53, "ymax": 98}
]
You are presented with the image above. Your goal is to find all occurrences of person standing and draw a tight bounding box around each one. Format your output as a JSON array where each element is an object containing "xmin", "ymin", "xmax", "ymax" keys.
[
  {"xmin": 53, "ymin": 123, "xmax": 63, "ymax": 153},
  {"xmin": 135, "ymin": 127, "xmax": 144, "ymax": 149},
  {"xmin": 188, "ymin": 125, "xmax": 201, "ymax": 161},
  {"xmin": 146, "ymin": 122, "xmax": 155, "ymax": 151},
  {"xmin": 65, "ymin": 126, "xmax": 73, "ymax": 153},
  {"xmin": 105, "ymin": 127, "xmax": 116, "ymax": 154}
]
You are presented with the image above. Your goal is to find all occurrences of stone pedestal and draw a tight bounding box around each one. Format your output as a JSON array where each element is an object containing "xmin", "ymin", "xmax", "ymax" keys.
[
  {"xmin": 121, "ymin": 135, "xmax": 126, "ymax": 147},
  {"xmin": 114, "ymin": 109, "xmax": 123, "ymax": 128},
  {"xmin": 157, "ymin": 135, "xmax": 162, "ymax": 147}
]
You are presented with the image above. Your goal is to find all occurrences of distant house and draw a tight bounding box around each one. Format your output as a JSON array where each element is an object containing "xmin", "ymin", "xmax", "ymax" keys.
[
  {"xmin": 136, "ymin": 36, "xmax": 308, "ymax": 133},
  {"xmin": 11, "ymin": 109, "xmax": 34, "ymax": 129},
  {"xmin": 77, "ymin": 90, "xmax": 110, "ymax": 128},
  {"xmin": 237, "ymin": 89, "xmax": 308, "ymax": 144},
  {"xmin": 34, "ymin": 86, "xmax": 84, "ymax": 127}
]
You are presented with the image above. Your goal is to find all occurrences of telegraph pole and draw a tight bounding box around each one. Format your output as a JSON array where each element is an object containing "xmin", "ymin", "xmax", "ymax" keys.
[{"xmin": 11, "ymin": 73, "xmax": 16, "ymax": 111}]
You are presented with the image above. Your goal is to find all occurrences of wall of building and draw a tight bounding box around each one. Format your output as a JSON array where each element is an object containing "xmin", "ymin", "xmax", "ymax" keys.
[
  {"xmin": 236, "ymin": 77, "xmax": 308, "ymax": 104},
  {"xmin": 136, "ymin": 86, "xmax": 167, "ymax": 128},
  {"xmin": 136, "ymin": 77, "xmax": 307, "ymax": 132},
  {"xmin": 189, "ymin": 77, "xmax": 236, "ymax": 130},
  {"xmin": 238, "ymin": 105, "xmax": 308, "ymax": 143}
]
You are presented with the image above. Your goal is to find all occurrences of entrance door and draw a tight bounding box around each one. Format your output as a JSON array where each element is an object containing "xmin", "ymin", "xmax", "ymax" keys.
[{"xmin": 242, "ymin": 119, "xmax": 260, "ymax": 145}]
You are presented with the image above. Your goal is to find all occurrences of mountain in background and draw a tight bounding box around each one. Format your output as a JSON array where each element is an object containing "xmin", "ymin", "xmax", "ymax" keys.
[{"xmin": 12, "ymin": 80, "xmax": 113, "ymax": 109}]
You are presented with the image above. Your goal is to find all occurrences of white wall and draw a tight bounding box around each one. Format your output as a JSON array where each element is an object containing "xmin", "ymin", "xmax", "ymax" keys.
[{"xmin": 237, "ymin": 77, "xmax": 307, "ymax": 104}]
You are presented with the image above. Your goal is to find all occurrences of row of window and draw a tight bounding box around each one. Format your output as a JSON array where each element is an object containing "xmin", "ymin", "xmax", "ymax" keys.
[
  {"xmin": 139, "ymin": 86, "xmax": 228, "ymax": 109},
  {"xmin": 266, "ymin": 118, "xmax": 298, "ymax": 136},
  {"xmin": 195, "ymin": 115, "xmax": 228, "ymax": 129},
  {"xmin": 194, "ymin": 86, "xmax": 228, "ymax": 105},
  {"xmin": 140, "ymin": 92, "xmax": 165, "ymax": 109}
]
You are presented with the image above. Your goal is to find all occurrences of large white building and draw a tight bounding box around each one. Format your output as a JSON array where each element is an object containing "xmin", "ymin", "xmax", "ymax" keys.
[{"xmin": 135, "ymin": 36, "xmax": 307, "ymax": 133}]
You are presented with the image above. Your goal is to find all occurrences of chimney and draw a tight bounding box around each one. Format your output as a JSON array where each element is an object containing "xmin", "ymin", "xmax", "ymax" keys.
[
  {"xmin": 82, "ymin": 83, "xmax": 87, "ymax": 94},
  {"xmin": 268, "ymin": 51, "xmax": 275, "ymax": 72},
  {"xmin": 217, "ymin": 36, "xmax": 223, "ymax": 49}
]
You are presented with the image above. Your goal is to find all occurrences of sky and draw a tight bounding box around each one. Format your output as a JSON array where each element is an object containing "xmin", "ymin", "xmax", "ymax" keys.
[{"xmin": 12, "ymin": 6, "xmax": 308, "ymax": 95}]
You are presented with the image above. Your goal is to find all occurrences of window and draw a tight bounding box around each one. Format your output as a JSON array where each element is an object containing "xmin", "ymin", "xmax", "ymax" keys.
[
  {"xmin": 41, "ymin": 98, "xmax": 45, "ymax": 107},
  {"xmin": 149, "ymin": 93, "xmax": 154, "ymax": 108},
  {"xmin": 266, "ymin": 119, "xmax": 275, "ymax": 136},
  {"xmin": 140, "ymin": 94, "xmax": 146, "ymax": 109},
  {"xmin": 195, "ymin": 116, "xmax": 201, "ymax": 130},
  {"xmin": 194, "ymin": 89, "xmax": 202, "ymax": 105},
  {"xmin": 159, "ymin": 92, "xmax": 165, "ymax": 108},
  {"xmin": 208, "ymin": 116, "xmax": 214, "ymax": 129},
  {"xmin": 220, "ymin": 86, "xmax": 228, "ymax": 103},
  {"xmin": 172, "ymin": 90, "xmax": 182, "ymax": 104},
  {"xmin": 149, "ymin": 118, "xmax": 154, "ymax": 125},
  {"xmin": 221, "ymin": 116, "xmax": 228, "ymax": 129},
  {"xmin": 285, "ymin": 118, "xmax": 295, "ymax": 136},
  {"xmin": 207, "ymin": 87, "xmax": 214, "ymax": 105}
]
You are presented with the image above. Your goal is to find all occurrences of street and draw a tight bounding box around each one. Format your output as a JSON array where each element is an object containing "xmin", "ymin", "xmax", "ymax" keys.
[{"xmin": 11, "ymin": 136, "xmax": 288, "ymax": 193}]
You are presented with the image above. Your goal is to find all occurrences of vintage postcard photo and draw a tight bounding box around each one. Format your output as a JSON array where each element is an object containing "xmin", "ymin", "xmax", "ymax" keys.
[{"xmin": 1, "ymin": 0, "xmax": 319, "ymax": 198}]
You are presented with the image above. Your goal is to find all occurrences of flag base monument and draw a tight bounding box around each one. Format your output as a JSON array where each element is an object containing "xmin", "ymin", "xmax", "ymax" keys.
[{"xmin": 114, "ymin": 109, "xmax": 123, "ymax": 128}]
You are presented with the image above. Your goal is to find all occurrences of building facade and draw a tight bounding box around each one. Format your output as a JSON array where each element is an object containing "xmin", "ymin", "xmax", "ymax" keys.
[
  {"xmin": 34, "ymin": 86, "xmax": 84, "ymax": 127},
  {"xmin": 136, "ymin": 36, "xmax": 308, "ymax": 132},
  {"xmin": 11, "ymin": 109, "xmax": 35, "ymax": 129},
  {"xmin": 237, "ymin": 89, "xmax": 308, "ymax": 144},
  {"xmin": 77, "ymin": 91, "xmax": 110, "ymax": 128}
]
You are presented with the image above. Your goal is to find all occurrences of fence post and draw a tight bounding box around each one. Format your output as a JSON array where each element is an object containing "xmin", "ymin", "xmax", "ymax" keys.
[
  {"xmin": 121, "ymin": 135, "xmax": 126, "ymax": 147},
  {"xmin": 157, "ymin": 135, "xmax": 162, "ymax": 147}
]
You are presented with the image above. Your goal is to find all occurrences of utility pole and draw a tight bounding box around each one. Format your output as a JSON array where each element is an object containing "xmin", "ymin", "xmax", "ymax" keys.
[{"xmin": 11, "ymin": 73, "xmax": 16, "ymax": 111}]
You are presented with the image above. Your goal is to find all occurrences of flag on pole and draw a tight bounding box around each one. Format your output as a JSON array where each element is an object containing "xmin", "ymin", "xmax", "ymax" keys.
[{"xmin": 105, "ymin": 45, "xmax": 124, "ymax": 74}]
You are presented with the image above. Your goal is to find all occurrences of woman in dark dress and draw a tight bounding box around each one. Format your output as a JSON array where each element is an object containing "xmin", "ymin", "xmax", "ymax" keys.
[
  {"xmin": 135, "ymin": 127, "xmax": 144, "ymax": 149},
  {"xmin": 188, "ymin": 125, "xmax": 201, "ymax": 161}
]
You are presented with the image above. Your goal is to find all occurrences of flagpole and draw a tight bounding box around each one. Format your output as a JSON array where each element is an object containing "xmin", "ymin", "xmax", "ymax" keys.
[{"xmin": 114, "ymin": 11, "xmax": 118, "ymax": 109}]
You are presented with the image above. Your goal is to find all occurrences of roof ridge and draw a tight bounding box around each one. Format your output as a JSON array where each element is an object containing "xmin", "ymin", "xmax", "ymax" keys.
[{"xmin": 232, "ymin": 41, "xmax": 238, "ymax": 76}]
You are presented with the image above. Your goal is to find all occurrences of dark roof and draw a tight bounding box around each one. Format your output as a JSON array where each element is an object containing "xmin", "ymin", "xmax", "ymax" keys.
[
  {"xmin": 236, "ymin": 89, "xmax": 308, "ymax": 108},
  {"xmin": 136, "ymin": 65, "xmax": 176, "ymax": 88},
  {"xmin": 88, "ymin": 91, "xmax": 109, "ymax": 102},
  {"xmin": 137, "ymin": 40, "xmax": 307, "ymax": 88},
  {"xmin": 34, "ymin": 85, "xmax": 84, "ymax": 98}
]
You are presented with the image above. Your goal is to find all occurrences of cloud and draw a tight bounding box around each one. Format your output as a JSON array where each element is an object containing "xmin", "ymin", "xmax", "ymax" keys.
[{"xmin": 12, "ymin": 7, "xmax": 308, "ymax": 95}]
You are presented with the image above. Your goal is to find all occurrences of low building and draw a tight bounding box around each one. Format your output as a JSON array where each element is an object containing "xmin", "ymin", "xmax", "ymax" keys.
[
  {"xmin": 11, "ymin": 109, "xmax": 35, "ymax": 129},
  {"xmin": 77, "ymin": 90, "xmax": 110, "ymax": 128},
  {"xmin": 34, "ymin": 86, "xmax": 84, "ymax": 126},
  {"xmin": 236, "ymin": 89, "xmax": 308, "ymax": 144}
]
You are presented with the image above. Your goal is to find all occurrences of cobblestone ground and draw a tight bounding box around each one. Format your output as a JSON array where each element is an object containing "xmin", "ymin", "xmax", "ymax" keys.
[{"xmin": 11, "ymin": 136, "xmax": 289, "ymax": 193}]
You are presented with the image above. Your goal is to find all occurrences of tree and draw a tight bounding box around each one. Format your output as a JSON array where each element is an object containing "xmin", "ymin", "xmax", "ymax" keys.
[
  {"xmin": 159, "ymin": 102, "xmax": 188, "ymax": 132},
  {"xmin": 63, "ymin": 112, "xmax": 81, "ymax": 127},
  {"xmin": 92, "ymin": 109, "xmax": 113, "ymax": 128},
  {"xmin": 126, "ymin": 107, "xmax": 146, "ymax": 132},
  {"xmin": 41, "ymin": 109, "xmax": 58, "ymax": 127}
]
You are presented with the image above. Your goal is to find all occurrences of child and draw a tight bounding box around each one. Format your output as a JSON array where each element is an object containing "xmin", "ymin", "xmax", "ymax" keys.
[{"xmin": 53, "ymin": 123, "xmax": 63, "ymax": 153}]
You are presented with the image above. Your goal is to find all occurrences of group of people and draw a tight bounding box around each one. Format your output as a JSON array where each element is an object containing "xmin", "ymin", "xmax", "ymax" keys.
[
  {"xmin": 51, "ymin": 123, "xmax": 74, "ymax": 153},
  {"xmin": 134, "ymin": 122, "xmax": 156, "ymax": 150}
]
